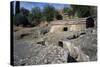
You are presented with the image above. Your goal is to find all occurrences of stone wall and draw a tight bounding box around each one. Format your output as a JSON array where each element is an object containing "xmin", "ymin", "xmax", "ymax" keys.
[
  {"xmin": 50, "ymin": 23, "xmax": 86, "ymax": 33},
  {"xmin": 69, "ymin": 24, "xmax": 86, "ymax": 31}
]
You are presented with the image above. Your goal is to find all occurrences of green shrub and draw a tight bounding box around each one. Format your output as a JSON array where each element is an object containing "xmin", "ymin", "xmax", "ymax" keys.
[
  {"xmin": 13, "ymin": 13, "xmax": 30, "ymax": 27},
  {"xmin": 31, "ymin": 7, "xmax": 42, "ymax": 26},
  {"xmin": 43, "ymin": 5, "xmax": 56, "ymax": 22},
  {"xmin": 55, "ymin": 11, "xmax": 62, "ymax": 20}
]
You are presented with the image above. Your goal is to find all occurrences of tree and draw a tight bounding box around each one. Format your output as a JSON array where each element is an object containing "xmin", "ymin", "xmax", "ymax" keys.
[
  {"xmin": 27, "ymin": 13, "xmax": 36, "ymax": 26},
  {"xmin": 71, "ymin": 5, "xmax": 96, "ymax": 18},
  {"xmin": 43, "ymin": 5, "xmax": 56, "ymax": 22},
  {"xmin": 20, "ymin": 7, "xmax": 30, "ymax": 17},
  {"xmin": 27, "ymin": 13, "xmax": 34, "ymax": 23},
  {"xmin": 31, "ymin": 7, "xmax": 42, "ymax": 26},
  {"xmin": 63, "ymin": 7, "xmax": 74, "ymax": 18},
  {"xmin": 15, "ymin": 1, "xmax": 20, "ymax": 15},
  {"xmin": 13, "ymin": 13, "xmax": 30, "ymax": 27}
]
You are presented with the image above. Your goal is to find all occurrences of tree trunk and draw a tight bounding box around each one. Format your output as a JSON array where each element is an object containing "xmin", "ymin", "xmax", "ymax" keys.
[{"xmin": 15, "ymin": 1, "xmax": 20, "ymax": 15}]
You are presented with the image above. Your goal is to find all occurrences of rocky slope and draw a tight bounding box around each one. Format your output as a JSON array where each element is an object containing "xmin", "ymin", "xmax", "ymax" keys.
[{"xmin": 13, "ymin": 26, "xmax": 97, "ymax": 66}]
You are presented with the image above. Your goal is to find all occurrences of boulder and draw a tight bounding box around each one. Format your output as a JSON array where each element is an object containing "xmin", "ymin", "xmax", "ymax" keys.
[{"xmin": 59, "ymin": 41, "xmax": 89, "ymax": 62}]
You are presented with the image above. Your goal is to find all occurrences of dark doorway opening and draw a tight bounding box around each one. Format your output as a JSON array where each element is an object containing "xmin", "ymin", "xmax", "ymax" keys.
[
  {"xmin": 67, "ymin": 54, "xmax": 77, "ymax": 62},
  {"xmin": 86, "ymin": 17, "xmax": 94, "ymax": 28},
  {"xmin": 58, "ymin": 41, "xmax": 63, "ymax": 48},
  {"xmin": 63, "ymin": 27, "xmax": 68, "ymax": 31}
]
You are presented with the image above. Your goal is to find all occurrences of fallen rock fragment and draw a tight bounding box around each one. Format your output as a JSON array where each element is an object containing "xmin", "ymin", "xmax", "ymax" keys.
[{"xmin": 58, "ymin": 41, "xmax": 89, "ymax": 62}]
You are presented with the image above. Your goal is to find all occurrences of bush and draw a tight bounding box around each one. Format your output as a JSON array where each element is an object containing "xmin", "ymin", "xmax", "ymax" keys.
[
  {"xmin": 13, "ymin": 13, "xmax": 30, "ymax": 27},
  {"xmin": 55, "ymin": 11, "xmax": 62, "ymax": 20}
]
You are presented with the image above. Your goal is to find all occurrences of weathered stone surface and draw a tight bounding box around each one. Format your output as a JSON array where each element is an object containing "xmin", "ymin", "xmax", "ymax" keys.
[
  {"xmin": 60, "ymin": 41, "xmax": 89, "ymax": 62},
  {"xmin": 69, "ymin": 29, "xmax": 97, "ymax": 61},
  {"xmin": 13, "ymin": 25, "xmax": 97, "ymax": 66}
]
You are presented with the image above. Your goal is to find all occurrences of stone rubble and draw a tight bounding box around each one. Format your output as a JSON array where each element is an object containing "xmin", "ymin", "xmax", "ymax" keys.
[{"xmin": 13, "ymin": 26, "xmax": 97, "ymax": 66}]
